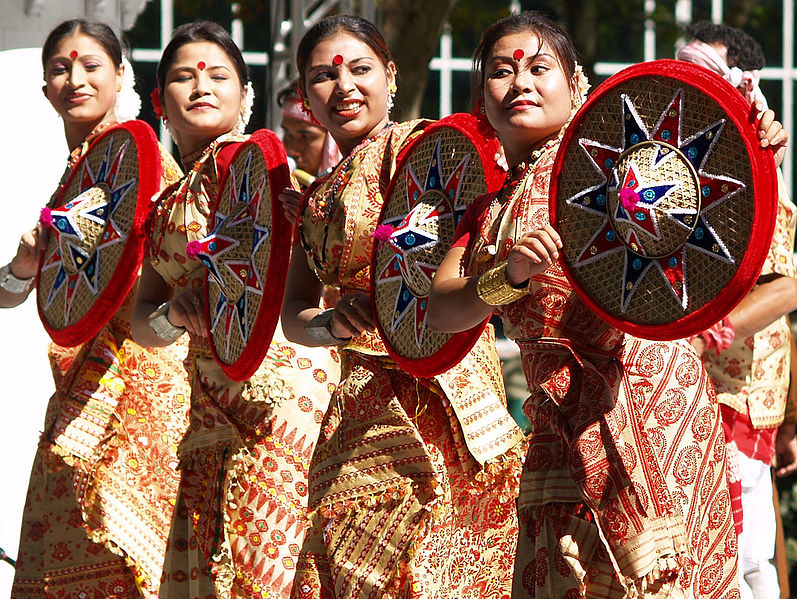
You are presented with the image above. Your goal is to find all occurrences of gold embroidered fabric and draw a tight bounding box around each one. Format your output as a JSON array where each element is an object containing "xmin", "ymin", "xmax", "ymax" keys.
[
  {"xmin": 149, "ymin": 134, "xmax": 340, "ymax": 599},
  {"xmin": 293, "ymin": 120, "xmax": 526, "ymax": 598}
]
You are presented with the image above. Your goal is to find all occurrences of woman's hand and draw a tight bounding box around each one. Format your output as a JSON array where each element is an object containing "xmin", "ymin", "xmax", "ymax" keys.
[
  {"xmin": 775, "ymin": 423, "xmax": 797, "ymax": 478},
  {"xmin": 755, "ymin": 103, "xmax": 789, "ymax": 168},
  {"xmin": 168, "ymin": 288, "xmax": 207, "ymax": 337},
  {"xmin": 329, "ymin": 291, "xmax": 374, "ymax": 339},
  {"xmin": 10, "ymin": 225, "xmax": 45, "ymax": 279},
  {"xmin": 279, "ymin": 187, "xmax": 303, "ymax": 225},
  {"xmin": 505, "ymin": 225, "xmax": 562, "ymax": 286}
]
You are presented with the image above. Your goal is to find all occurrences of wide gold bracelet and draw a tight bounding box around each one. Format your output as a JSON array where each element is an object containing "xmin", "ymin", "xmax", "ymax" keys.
[{"xmin": 476, "ymin": 261, "xmax": 530, "ymax": 306}]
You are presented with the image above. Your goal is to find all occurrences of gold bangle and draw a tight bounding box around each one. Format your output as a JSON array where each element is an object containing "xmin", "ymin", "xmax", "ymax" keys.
[{"xmin": 476, "ymin": 261, "xmax": 529, "ymax": 306}]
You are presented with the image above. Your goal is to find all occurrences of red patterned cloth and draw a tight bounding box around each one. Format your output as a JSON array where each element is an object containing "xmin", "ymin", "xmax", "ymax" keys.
[
  {"xmin": 455, "ymin": 145, "xmax": 739, "ymax": 597},
  {"xmin": 12, "ymin": 127, "xmax": 191, "ymax": 599},
  {"xmin": 149, "ymin": 133, "xmax": 340, "ymax": 599}
]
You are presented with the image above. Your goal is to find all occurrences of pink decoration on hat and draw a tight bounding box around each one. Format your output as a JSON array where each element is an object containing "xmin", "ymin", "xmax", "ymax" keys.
[
  {"xmin": 333, "ymin": 54, "xmax": 343, "ymax": 66},
  {"xmin": 372, "ymin": 224, "xmax": 395, "ymax": 247},
  {"xmin": 619, "ymin": 187, "xmax": 640, "ymax": 212},
  {"xmin": 197, "ymin": 61, "xmax": 206, "ymax": 70},
  {"xmin": 150, "ymin": 88, "xmax": 163, "ymax": 119},
  {"xmin": 40, "ymin": 207, "xmax": 53, "ymax": 229},
  {"xmin": 185, "ymin": 240, "xmax": 202, "ymax": 258},
  {"xmin": 513, "ymin": 49, "xmax": 524, "ymax": 61}
]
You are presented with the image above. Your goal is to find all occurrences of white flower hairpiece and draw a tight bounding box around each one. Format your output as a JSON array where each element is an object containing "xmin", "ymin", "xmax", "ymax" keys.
[
  {"xmin": 235, "ymin": 81, "xmax": 255, "ymax": 135},
  {"xmin": 115, "ymin": 56, "xmax": 141, "ymax": 122}
]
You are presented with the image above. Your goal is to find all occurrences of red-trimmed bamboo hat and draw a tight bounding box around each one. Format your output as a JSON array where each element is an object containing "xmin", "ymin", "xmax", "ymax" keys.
[
  {"xmin": 550, "ymin": 59, "xmax": 777, "ymax": 340},
  {"xmin": 371, "ymin": 113, "xmax": 504, "ymax": 377},
  {"xmin": 37, "ymin": 121, "xmax": 162, "ymax": 346},
  {"xmin": 190, "ymin": 129, "xmax": 292, "ymax": 381}
]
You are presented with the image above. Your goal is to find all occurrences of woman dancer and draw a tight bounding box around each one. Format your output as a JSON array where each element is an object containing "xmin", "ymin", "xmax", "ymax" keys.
[
  {"xmin": 280, "ymin": 15, "xmax": 526, "ymax": 598},
  {"xmin": 429, "ymin": 11, "xmax": 758, "ymax": 597},
  {"xmin": 3, "ymin": 19, "xmax": 189, "ymax": 599},
  {"xmin": 132, "ymin": 20, "xmax": 338, "ymax": 599}
]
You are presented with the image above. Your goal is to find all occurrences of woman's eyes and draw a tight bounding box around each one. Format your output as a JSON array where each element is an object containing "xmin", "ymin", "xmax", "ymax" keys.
[
  {"xmin": 488, "ymin": 66, "xmax": 513, "ymax": 78},
  {"xmin": 351, "ymin": 65, "xmax": 371, "ymax": 75}
]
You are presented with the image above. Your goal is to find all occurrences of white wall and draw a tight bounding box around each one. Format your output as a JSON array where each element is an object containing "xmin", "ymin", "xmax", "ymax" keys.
[{"xmin": 0, "ymin": 47, "xmax": 68, "ymax": 596}]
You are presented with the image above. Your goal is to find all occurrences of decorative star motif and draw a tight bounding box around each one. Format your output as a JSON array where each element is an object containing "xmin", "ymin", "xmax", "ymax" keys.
[
  {"xmin": 194, "ymin": 151, "xmax": 270, "ymax": 359},
  {"xmin": 566, "ymin": 89, "xmax": 744, "ymax": 312},
  {"xmin": 41, "ymin": 139, "xmax": 135, "ymax": 320},
  {"xmin": 376, "ymin": 137, "xmax": 470, "ymax": 347}
]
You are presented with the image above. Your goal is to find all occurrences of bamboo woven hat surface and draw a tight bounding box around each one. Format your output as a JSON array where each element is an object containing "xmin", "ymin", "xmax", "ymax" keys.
[
  {"xmin": 191, "ymin": 128, "xmax": 292, "ymax": 381},
  {"xmin": 550, "ymin": 59, "xmax": 777, "ymax": 340},
  {"xmin": 37, "ymin": 121, "xmax": 162, "ymax": 346},
  {"xmin": 371, "ymin": 113, "xmax": 504, "ymax": 377}
]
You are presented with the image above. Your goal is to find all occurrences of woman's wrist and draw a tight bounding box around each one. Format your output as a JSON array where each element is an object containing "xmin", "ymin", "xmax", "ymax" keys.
[
  {"xmin": 0, "ymin": 263, "xmax": 34, "ymax": 294},
  {"xmin": 148, "ymin": 300, "xmax": 185, "ymax": 343},
  {"xmin": 476, "ymin": 261, "xmax": 530, "ymax": 306},
  {"xmin": 8, "ymin": 257, "xmax": 36, "ymax": 280},
  {"xmin": 305, "ymin": 308, "xmax": 351, "ymax": 345}
]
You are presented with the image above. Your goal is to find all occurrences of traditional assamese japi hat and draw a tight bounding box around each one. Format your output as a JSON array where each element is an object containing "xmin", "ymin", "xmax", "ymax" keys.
[
  {"xmin": 187, "ymin": 129, "xmax": 292, "ymax": 381},
  {"xmin": 550, "ymin": 59, "xmax": 777, "ymax": 340},
  {"xmin": 371, "ymin": 113, "xmax": 504, "ymax": 377},
  {"xmin": 37, "ymin": 121, "xmax": 162, "ymax": 346}
]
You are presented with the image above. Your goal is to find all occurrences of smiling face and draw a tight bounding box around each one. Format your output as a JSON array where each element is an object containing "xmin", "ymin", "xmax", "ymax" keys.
[
  {"xmin": 302, "ymin": 32, "xmax": 396, "ymax": 156},
  {"xmin": 161, "ymin": 41, "xmax": 244, "ymax": 155},
  {"xmin": 43, "ymin": 32, "xmax": 122, "ymax": 130},
  {"xmin": 483, "ymin": 30, "xmax": 573, "ymax": 167}
]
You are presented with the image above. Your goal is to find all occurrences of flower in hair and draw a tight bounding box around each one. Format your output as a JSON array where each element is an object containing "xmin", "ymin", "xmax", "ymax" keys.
[
  {"xmin": 151, "ymin": 88, "xmax": 163, "ymax": 119},
  {"xmin": 241, "ymin": 82, "xmax": 255, "ymax": 128}
]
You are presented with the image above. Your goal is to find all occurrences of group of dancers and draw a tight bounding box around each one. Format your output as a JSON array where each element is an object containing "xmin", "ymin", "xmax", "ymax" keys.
[{"xmin": 1, "ymin": 9, "xmax": 794, "ymax": 599}]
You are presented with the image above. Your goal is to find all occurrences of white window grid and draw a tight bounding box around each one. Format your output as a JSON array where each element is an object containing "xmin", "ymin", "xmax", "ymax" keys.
[{"xmin": 131, "ymin": 0, "xmax": 795, "ymax": 192}]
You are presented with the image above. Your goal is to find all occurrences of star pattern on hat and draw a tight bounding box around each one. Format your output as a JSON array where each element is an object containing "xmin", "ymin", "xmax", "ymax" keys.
[
  {"xmin": 41, "ymin": 139, "xmax": 134, "ymax": 320},
  {"xmin": 376, "ymin": 138, "xmax": 470, "ymax": 347},
  {"xmin": 566, "ymin": 88, "xmax": 744, "ymax": 312},
  {"xmin": 193, "ymin": 151, "xmax": 269, "ymax": 359}
]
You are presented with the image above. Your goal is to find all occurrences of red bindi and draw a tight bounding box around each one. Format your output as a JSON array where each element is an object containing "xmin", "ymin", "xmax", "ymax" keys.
[
  {"xmin": 513, "ymin": 49, "xmax": 524, "ymax": 61},
  {"xmin": 332, "ymin": 54, "xmax": 343, "ymax": 66},
  {"xmin": 197, "ymin": 61, "xmax": 206, "ymax": 70},
  {"xmin": 69, "ymin": 50, "xmax": 78, "ymax": 59}
]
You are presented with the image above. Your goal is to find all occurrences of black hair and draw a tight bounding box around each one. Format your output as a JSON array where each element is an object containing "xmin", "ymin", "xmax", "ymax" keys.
[
  {"xmin": 470, "ymin": 11, "xmax": 579, "ymax": 107},
  {"xmin": 42, "ymin": 19, "xmax": 123, "ymax": 72},
  {"xmin": 296, "ymin": 15, "xmax": 393, "ymax": 93},
  {"xmin": 156, "ymin": 20, "xmax": 248, "ymax": 90},
  {"xmin": 277, "ymin": 79, "xmax": 301, "ymax": 107},
  {"xmin": 685, "ymin": 21, "xmax": 765, "ymax": 71}
]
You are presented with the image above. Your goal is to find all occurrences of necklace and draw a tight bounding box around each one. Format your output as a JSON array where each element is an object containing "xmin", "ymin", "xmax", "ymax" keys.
[
  {"xmin": 300, "ymin": 122, "xmax": 395, "ymax": 270},
  {"xmin": 479, "ymin": 137, "xmax": 559, "ymax": 255}
]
